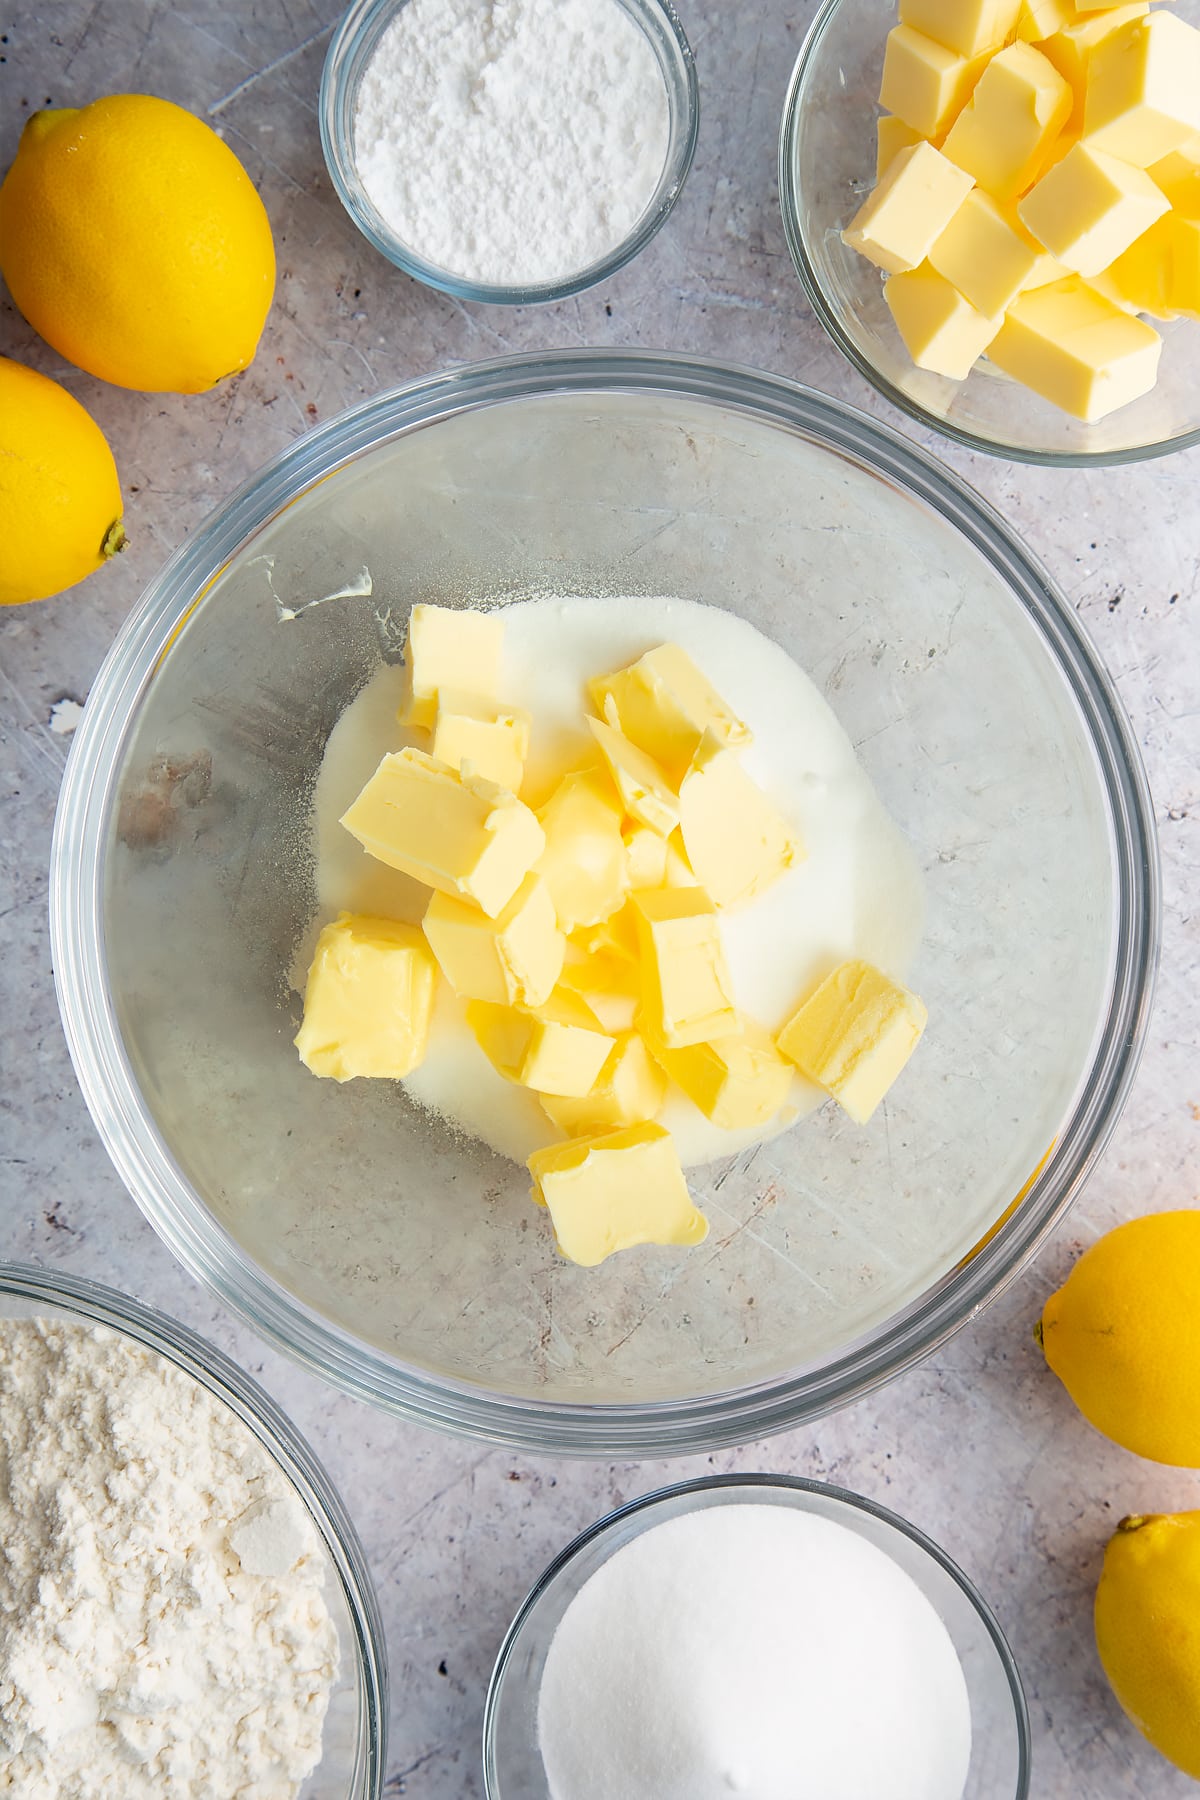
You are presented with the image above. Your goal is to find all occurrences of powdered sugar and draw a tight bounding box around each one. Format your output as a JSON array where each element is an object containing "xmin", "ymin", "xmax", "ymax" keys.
[
  {"xmin": 353, "ymin": 0, "xmax": 672, "ymax": 286},
  {"xmin": 0, "ymin": 1317, "xmax": 338, "ymax": 1800}
]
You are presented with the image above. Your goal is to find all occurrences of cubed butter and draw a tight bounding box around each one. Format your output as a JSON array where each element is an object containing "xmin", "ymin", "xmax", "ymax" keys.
[
  {"xmin": 987, "ymin": 275, "xmax": 1162, "ymax": 419},
  {"xmin": 623, "ymin": 820, "xmax": 670, "ymax": 889},
  {"xmin": 1085, "ymin": 11, "xmax": 1200, "ymax": 166},
  {"xmin": 884, "ymin": 262, "xmax": 1003, "ymax": 378},
  {"xmin": 777, "ymin": 960, "xmax": 927, "ymax": 1124},
  {"xmin": 899, "ymin": 0, "xmax": 1021, "ymax": 59},
  {"xmin": 467, "ymin": 989, "xmax": 614, "ymax": 1097},
  {"xmin": 587, "ymin": 711, "xmax": 679, "ymax": 836},
  {"xmin": 423, "ymin": 873, "xmax": 564, "ymax": 1007},
  {"xmin": 1017, "ymin": 0, "xmax": 1077, "ymax": 45},
  {"xmin": 294, "ymin": 913, "xmax": 436, "ymax": 1082},
  {"xmin": 633, "ymin": 888, "xmax": 738, "ymax": 1050},
  {"xmin": 341, "ymin": 747, "xmax": 544, "ymax": 918},
  {"xmin": 1018, "ymin": 141, "xmax": 1168, "ymax": 274},
  {"xmin": 588, "ymin": 643, "xmax": 751, "ymax": 786},
  {"xmin": 527, "ymin": 1122, "xmax": 708, "ymax": 1267},
  {"xmin": 539, "ymin": 1032, "xmax": 667, "ymax": 1136},
  {"xmin": 677, "ymin": 731, "xmax": 801, "ymax": 910},
  {"xmin": 558, "ymin": 934, "xmax": 640, "ymax": 1033},
  {"xmin": 536, "ymin": 768, "xmax": 629, "ymax": 931},
  {"xmin": 928, "ymin": 188, "xmax": 1050, "ymax": 312},
  {"xmin": 941, "ymin": 42, "xmax": 1072, "ymax": 199},
  {"xmin": 1102, "ymin": 209, "xmax": 1200, "ymax": 316},
  {"xmin": 842, "ymin": 140, "xmax": 976, "ymax": 275},
  {"xmin": 645, "ymin": 1017, "xmax": 795, "ymax": 1132},
  {"xmin": 399, "ymin": 603, "xmax": 504, "ymax": 731},
  {"xmin": 879, "ymin": 26, "xmax": 990, "ymax": 140},
  {"xmin": 1039, "ymin": 4, "xmax": 1148, "ymax": 133},
  {"xmin": 1148, "ymin": 150, "xmax": 1200, "ymax": 212},
  {"xmin": 430, "ymin": 691, "xmax": 530, "ymax": 792},
  {"xmin": 877, "ymin": 114, "xmax": 923, "ymax": 177}
]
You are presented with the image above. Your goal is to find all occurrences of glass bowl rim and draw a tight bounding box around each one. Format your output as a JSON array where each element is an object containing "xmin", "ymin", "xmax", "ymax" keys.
[
  {"xmin": 482, "ymin": 1470, "xmax": 1032, "ymax": 1800},
  {"xmin": 317, "ymin": 0, "xmax": 700, "ymax": 305},
  {"xmin": 776, "ymin": 0, "xmax": 1200, "ymax": 468},
  {"xmin": 0, "ymin": 1258, "xmax": 388, "ymax": 1798},
  {"xmin": 50, "ymin": 347, "xmax": 1160, "ymax": 1456}
]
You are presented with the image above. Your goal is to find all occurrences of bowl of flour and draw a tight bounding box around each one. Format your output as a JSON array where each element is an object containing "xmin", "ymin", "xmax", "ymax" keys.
[
  {"xmin": 0, "ymin": 1263, "xmax": 387, "ymax": 1800},
  {"xmin": 319, "ymin": 0, "xmax": 699, "ymax": 302}
]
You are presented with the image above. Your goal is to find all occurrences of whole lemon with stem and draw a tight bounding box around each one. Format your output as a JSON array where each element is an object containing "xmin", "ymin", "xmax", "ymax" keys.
[
  {"xmin": 0, "ymin": 94, "xmax": 275, "ymax": 394},
  {"xmin": 1095, "ymin": 1511, "xmax": 1200, "ymax": 1779},
  {"xmin": 1038, "ymin": 1209, "xmax": 1200, "ymax": 1465},
  {"xmin": 0, "ymin": 356, "xmax": 125, "ymax": 606}
]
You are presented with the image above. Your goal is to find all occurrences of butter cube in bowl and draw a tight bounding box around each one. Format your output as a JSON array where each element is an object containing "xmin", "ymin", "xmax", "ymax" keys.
[{"xmin": 780, "ymin": 0, "xmax": 1200, "ymax": 459}]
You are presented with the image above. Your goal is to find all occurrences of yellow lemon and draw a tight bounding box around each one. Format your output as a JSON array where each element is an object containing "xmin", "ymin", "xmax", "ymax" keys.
[
  {"xmin": 1095, "ymin": 1511, "xmax": 1200, "ymax": 1779},
  {"xmin": 1039, "ymin": 1209, "xmax": 1200, "ymax": 1465},
  {"xmin": 0, "ymin": 95, "xmax": 275, "ymax": 393},
  {"xmin": 0, "ymin": 356, "xmax": 125, "ymax": 606}
]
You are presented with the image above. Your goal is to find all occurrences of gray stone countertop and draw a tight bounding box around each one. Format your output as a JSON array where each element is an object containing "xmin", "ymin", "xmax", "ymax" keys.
[{"xmin": 1, "ymin": 3, "xmax": 1198, "ymax": 1796}]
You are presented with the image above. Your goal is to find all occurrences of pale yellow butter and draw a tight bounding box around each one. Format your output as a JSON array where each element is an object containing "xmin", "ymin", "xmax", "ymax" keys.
[
  {"xmin": 587, "ymin": 711, "xmax": 679, "ymax": 836},
  {"xmin": 1018, "ymin": 141, "xmax": 1168, "ymax": 274},
  {"xmin": 884, "ymin": 262, "xmax": 1004, "ymax": 378},
  {"xmin": 1039, "ymin": 4, "xmax": 1148, "ymax": 133},
  {"xmin": 558, "ymin": 933, "xmax": 640, "ymax": 1032},
  {"xmin": 623, "ymin": 820, "xmax": 670, "ymax": 889},
  {"xmin": 1017, "ymin": 0, "xmax": 1078, "ymax": 44},
  {"xmin": 399, "ymin": 603, "xmax": 504, "ymax": 731},
  {"xmin": 879, "ymin": 26, "xmax": 991, "ymax": 139},
  {"xmin": 1148, "ymin": 148, "xmax": 1200, "ymax": 210},
  {"xmin": 842, "ymin": 140, "xmax": 976, "ymax": 275},
  {"xmin": 1085, "ymin": 11, "xmax": 1200, "ymax": 166},
  {"xmin": 928, "ymin": 188, "xmax": 1050, "ymax": 312},
  {"xmin": 900, "ymin": 0, "xmax": 1021, "ymax": 59},
  {"xmin": 536, "ymin": 768, "xmax": 629, "ymax": 931},
  {"xmin": 941, "ymin": 42, "xmax": 1072, "ymax": 199},
  {"xmin": 527, "ymin": 1122, "xmax": 708, "ymax": 1267},
  {"xmin": 1100, "ymin": 210, "xmax": 1200, "ymax": 316},
  {"xmin": 677, "ymin": 731, "xmax": 801, "ymax": 910},
  {"xmin": 987, "ymin": 276, "xmax": 1162, "ymax": 419},
  {"xmin": 645, "ymin": 1017, "xmax": 795, "ymax": 1132},
  {"xmin": 467, "ymin": 989, "xmax": 614, "ymax": 1097},
  {"xmin": 777, "ymin": 960, "xmax": 927, "ymax": 1124},
  {"xmin": 588, "ymin": 643, "xmax": 751, "ymax": 786},
  {"xmin": 539, "ymin": 1031, "xmax": 667, "ymax": 1136},
  {"xmin": 295, "ymin": 913, "xmax": 436, "ymax": 1082},
  {"xmin": 423, "ymin": 873, "xmax": 563, "ymax": 1007},
  {"xmin": 430, "ymin": 690, "xmax": 530, "ymax": 793},
  {"xmin": 633, "ymin": 888, "xmax": 738, "ymax": 1050},
  {"xmin": 877, "ymin": 114, "xmax": 923, "ymax": 177}
]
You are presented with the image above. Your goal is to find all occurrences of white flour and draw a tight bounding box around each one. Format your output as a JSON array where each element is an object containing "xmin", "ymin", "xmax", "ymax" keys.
[
  {"xmin": 353, "ymin": 0, "xmax": 671, "ymax": 285},
  {"xmin": 0, "ymin": 1318, "xmax": 338, "ymax": 1800}
]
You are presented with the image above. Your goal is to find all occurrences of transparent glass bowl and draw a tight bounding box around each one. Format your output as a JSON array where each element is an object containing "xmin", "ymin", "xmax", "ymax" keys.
[
  {"xmin": 0, "ymin": 1262, "xmax": 387, "ymax": 1800},
  {"xmin": 779, "ymin": 0, "xmax": 1200, "ymax": 464},
  {"xmin": 51, "ymin": 351, "xmax": 1158, "ymax": 1454},
  {"xmin": 483, "ymin": 1474, "xmax": 1031, "ymax": 1799},
  {"xmin": 319, "ymin": 0, "xmax": 699, "ymax": 304}
]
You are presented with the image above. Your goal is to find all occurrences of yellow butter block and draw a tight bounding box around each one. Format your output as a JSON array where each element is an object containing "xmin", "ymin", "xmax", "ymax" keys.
[
  {"xmin": 1102, "ymin": 210, "xmax": 1200, "ymax": 316},
  {"xmin": 988, "ymin": 276, "xmax": 1162, "ymax": 418},
  {"xmin": 646, "ymin": 1017, "xmax": 795, "ymax": 1132},
  {"xmin": 540, "ymin": 1032, "xmax": 667, "ymax": 1136},
  {"xmin": 527, "ymin": 1122, "xmax": 708, "ymax": 1267},
  {"xmin": 884, "ymin": 262, "xmax": 1003, "ymax": 378},
  {"xmin": 633, "ymin": 888, "xmax": 738, "ymax": 1050},
  {"xmin": 928, "ymin": 188, "xmax": 1050, "ymax": 312},
  {"xmin": 877, "ymin": 114, "xmax": 923, "ymax": 176},
  {"xmin": 677, "ymin": 731, "xmax": 801, "ymax": 910},
  {"xmin": 843, "ymin": 140, "xmax": 976, "ymax": 275},
  {"xmin": 467, "ymin": 989, "xmax": 614, "ymax": 1098},
  {"xmin": 430, "ymin": 691, "xmax": 530, "ymax": 793},
  {"xmin": 1017, "ymin": 0, "xmax": 1078, "ymax": 44},
  {"xmin": 1018, "ymin": 141, "xmax": 1168, "ymax": 274},
  {"xmin": 1085, "ymin": 11, "xmax": 1200, "ymax": 166},
  {"xmin": 587, "ymin": 711, "xmax": 679, "ymax": 837},
  {"xmin": 558, "ymin": 934, "xmax": 640, "ymax": 1033},
  {"xmin": 588, "ymin": 643, "xmax": 751, "ymax": 787},
  {"xmin": 341, "ymin": 747, "xmax": 544, "ymax": 919},
  {"xmin": 777, "ymin": 960, "xmax": 927, "ymax": 1124},
  {"xmin": 879, "ymin": 26, "xmax": 991, "ymax": 140},
  {"xmin": 623, "ymin": 820, "xmax": 670, "ymax": 889},
  {"xmin": 536, "ymin": 768, "xmax": 629, "ymax": 931},
  {"xmin": 1039, "ymin": 4, "xmax": 1147, "ymax": 133},
  {"xmin": 900, "ymin": 0, "xmax": 1021, "ymax": 58},
  {"xmin": 1148, "ymin": 150, "xmax": 1200, "ymax": 212},
  {"xmin": 663, "ymin": 830, "xmax": 700, "ymax": 888},
  {"xmin": 941, "ymin": 42, "xmax": 1072, "ymax": 199},
  {"xmin": 398, "ymin": 603, "xmax": 504, "ymax": 731},
  {"xmin": 423, "ymin": 873, "xmax": 563, "ymax": 1007},
  {"xmin": 294, "ymin": 913, "xmax": 436, "ymax": 1082}
]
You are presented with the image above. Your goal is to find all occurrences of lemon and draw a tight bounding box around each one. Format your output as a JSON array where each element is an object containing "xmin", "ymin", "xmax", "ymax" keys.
[
  {"xmin": 1095, "ymin": 1511, "xmax": 1200, "ymax": 1778},
  {"xmin": 0, "ymin": 356, "xmax": 125, "ymax": 606},
  {"xmin": 1039, "ymin": 1209, "xmax": 1200, "ymax": 1465},
  {"xmin": 0, "ymin": 95, "xmax": 275, "ymax": 393}
]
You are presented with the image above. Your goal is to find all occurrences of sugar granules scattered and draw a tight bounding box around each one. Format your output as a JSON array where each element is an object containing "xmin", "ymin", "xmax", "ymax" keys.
[
  {"xmin": 352, "ymin": 0, "xmax": 672, "ymax": 286},
  {"xmin": 537, "ymin": 1504, "xmax": 973, "ymax": 1800}
]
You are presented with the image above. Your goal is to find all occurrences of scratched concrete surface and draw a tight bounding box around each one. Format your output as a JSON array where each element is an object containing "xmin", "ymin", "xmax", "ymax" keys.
[{"xmin": 1, "ymin": 3, "xmax": 1199, "ymax": 1796}]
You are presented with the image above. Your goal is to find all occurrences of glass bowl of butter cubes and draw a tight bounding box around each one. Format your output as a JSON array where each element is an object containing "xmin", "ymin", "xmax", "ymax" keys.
[
  {"xmin": 780, "ymin": 0, "xmax": 1200, "ymax": 461},
  {"xmin": 52, "ymin": 351, "xmax": 1156, "ymax": 1453}
]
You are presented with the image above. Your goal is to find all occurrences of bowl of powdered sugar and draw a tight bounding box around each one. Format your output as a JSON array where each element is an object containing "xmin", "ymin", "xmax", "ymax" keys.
[
  {"xmin": 319, "ymin": 0, "xmax": 698, "ymax": 302},
  {"xmin": 0, "ymin": 1263, "xmax": 386, "ymax": 1800}
]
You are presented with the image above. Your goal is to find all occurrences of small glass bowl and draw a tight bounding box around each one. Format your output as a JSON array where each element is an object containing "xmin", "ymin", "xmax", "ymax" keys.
[
  {"xmin": 319, "ymin": 0, "xmax": 699, "ymax": 304},
  {"xmin": 779, "ymin": 0, "xmax": 1200, "ymax": 464},
  {"xmin": 0, "ymin": 1262, "xmax": 388, "ymax": 1800},
  {"xmin": 483, "ymin": 1474, "xmax": 1031, "ymax": 1800}
]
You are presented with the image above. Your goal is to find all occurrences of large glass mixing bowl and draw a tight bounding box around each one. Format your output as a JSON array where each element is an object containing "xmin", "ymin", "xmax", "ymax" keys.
[{"xmin": 51, "ymin": 353, "xmax": 1158, "ymax": 1454}]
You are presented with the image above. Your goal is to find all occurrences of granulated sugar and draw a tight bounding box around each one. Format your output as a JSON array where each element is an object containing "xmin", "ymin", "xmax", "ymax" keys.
[
  {"xmin": 353, "ymin": 0, "xmax": 672, "ymax": 286},
  {"xmin": 537, "ymin": 1504, "xmax": 973, "ymax": 1800}
]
